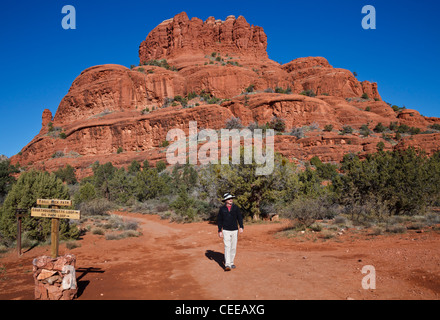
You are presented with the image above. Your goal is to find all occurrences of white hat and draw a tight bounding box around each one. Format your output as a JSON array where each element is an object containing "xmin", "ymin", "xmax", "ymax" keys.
[{"xmin": 222, "ymin": 192, "xmax": 236, "ymax": 201}]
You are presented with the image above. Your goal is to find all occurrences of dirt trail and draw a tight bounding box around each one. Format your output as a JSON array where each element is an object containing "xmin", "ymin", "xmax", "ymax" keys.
[{"xmin": 0, "ymin": 211, "xmax": 439, "ymax": 300}]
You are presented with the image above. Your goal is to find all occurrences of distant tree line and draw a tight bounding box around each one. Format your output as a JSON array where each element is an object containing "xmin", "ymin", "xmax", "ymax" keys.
[{"xmin": 1, "ymin": 147, "xmax": 440, "ymax": 246}]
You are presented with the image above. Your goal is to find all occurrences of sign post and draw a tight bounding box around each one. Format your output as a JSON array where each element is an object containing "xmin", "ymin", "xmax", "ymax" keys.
[
  {"xmin": 15, "ymin": 209, "xmax": 28, "ymax": 256},
  {"xmin": 31, "ymin": 199, "xmax": 80, "ymax": 259}
]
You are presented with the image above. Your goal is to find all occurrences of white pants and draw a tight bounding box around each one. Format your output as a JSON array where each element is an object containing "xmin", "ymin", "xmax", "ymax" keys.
[{"xmin": 223, "ymin": 230, "xmax": 238, "ymax": 267}]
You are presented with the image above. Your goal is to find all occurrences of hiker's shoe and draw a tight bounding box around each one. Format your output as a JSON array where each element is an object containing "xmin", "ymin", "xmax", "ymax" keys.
[
  {"xmin": 224, "ymin": 266, "xmax": 231, "ymax": 271},
  {"xmin": 231, "ymin": 265, "xmax": 236, "ymax": 269}
]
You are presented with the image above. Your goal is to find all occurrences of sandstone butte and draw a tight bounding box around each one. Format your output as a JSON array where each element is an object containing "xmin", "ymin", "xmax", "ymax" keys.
[{"xmin": 10, "ymin": 12, "xmax": 440, "ymax": 179}]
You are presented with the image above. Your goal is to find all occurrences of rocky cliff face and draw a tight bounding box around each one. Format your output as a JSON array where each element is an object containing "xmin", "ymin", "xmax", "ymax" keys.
[
  {"xmin": 10, "ymin": 12, "xmax": 440, "ymax": 179},
  {"xmin": 139, "ymin": 12, "xmax": 268, "ymax": 63}
]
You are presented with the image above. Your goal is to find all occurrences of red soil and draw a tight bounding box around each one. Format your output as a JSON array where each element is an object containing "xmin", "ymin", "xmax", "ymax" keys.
[{"xmin": 0, "ymin": 212, "xmax": 439, "ymax": 300}]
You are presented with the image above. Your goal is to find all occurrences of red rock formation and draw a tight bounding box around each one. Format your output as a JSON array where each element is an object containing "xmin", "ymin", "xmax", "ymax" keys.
[
  {"xmin": 42, "ymin": 109, "xmax": 53, "ymax": 128},
  {"xmin": 395, "ymin": 133, "xmax": 440, "ymax": 156},
  {"xmin": 53, "ymin": 64, "xmax": 186, "ymax": 126},
  {"xmin": 9, "ymin": 12, "xmax": 440, "ymax": 179},
  {"xmin": 139, "ymin": 12, "xmax": 268, "ymax": 63},
  {"xmin": 396, "ymin": 109, "xmax": 428, "ymax": 128},
  {"xmin": 282, "ymin": 57, "xmax": 381, "ymax": 100}
]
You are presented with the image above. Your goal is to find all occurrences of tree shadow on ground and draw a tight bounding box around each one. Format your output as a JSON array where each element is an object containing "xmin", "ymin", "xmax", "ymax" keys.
[{"xmin": 76, "ymin": 267, "xmax": 105, "ymax": 298}]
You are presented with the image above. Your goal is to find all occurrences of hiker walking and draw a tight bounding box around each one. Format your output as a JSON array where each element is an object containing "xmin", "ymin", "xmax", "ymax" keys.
[{"xmin": 217, "ymin": 192, "xmax": 244, "ymax": 271}]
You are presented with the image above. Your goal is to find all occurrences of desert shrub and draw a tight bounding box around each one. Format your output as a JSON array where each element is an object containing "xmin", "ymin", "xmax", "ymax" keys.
[
  {"xmin": 332, "ymin": 148, "xmax": 440, "ymax": 217},
  {"xmin": 247, "ymin": 121, "xmax": 265, "ymax": 131},
  {"xmin": 225, "ymin": 117, "xmax": 244, "ymax": 129},
  {"xmin": 373, "ymin": 122, "xmax": 387, "ymax": 133},
  {"xmin": 106, "ymin": 215, "xmax": 138, "ymax": 231},
  {"xmin": 309, "ymin": 222, "xmax": 323, "ymax": 232},
  {"xmin": 376, "ymin": 141, "xmax": 385, "ymax": 152},
  {"xmin": 396, "ymin": 124, "xmax": 410, "ymax": 133},
  {"xmin": 162, "ymin": 97, "xmax": 174, "ymax": 108},
  {"xmin": 341, "ymin": 126, "xmax": 353, "ymax": 135},
  {"xmin": 360, "ymin": 124, "xmax": 371, "ymax": 137},
  {"xmin": 133, "ymin": 167, "xmax": 169, "ymax": 202},
  {"xmin": 91, "ymin": 227, "xmax": 105, "ymax": 235},
  {"xmin": 334, "ymin": 215, "xmax": 347, "ymax": 225},
  {"xmin": 105, "ymin": 230, "xmax": 142, "ymax": 240},
  {"xmin": 406, "ymin": 221, "xmax": 427, "ymax": 230},
  {"xmin": 89, "ymin": 162, "xmax": 116, "ymax": 200},
  {"xmin": 245, "ymin": 84, "xmax": 255, "ymax": 93},
  {"xmin": 429, "ymin": 124, "xmax": 440, "ymax": 131},
  {"xmin": 155, "ymin": 161, "xmax": 167, "ymax": 173},
  {"xmin": 107, "ymin": 168, "xmax": 136, "ymax": 205},
  {"xmin": 128, "ymin": 160, "xmax": 141, "ymax": 175},
  {"xmin": 170, "ymin": 187, "xmax": 197, "ymax": 222},
  {"xmin": 388, "ymin": 121, "xmax": 398, "ymax": 131},
  {"xmin": 306, "ymin": 122, "xmax": 319, "ymax": 131},
  {"xmin": 410, "ymin": 127, "xmax": 421, "ymax": 135},
  {"xmin": 170, "ymin": 164, "xmax": 198, "ymax": 191},
  {"xmin": 309, "ymin": 156, "xmax": 338, "ymax": 180},
  {"xmin": 426, "ymin": 212, "xmax": 440, "ymax": 225},
  {"xmin": 77, "ymin": 198, "xmax": 114, "ymax": 216},
  {"xmin": 361, "ymin": 93, "xmax": 369, "ymax": 99},
  {"xmin": 142, "ymin": 59, "xmax": 177, "ymax": 71},
  {"xmin": 52, "ymin": 151, "xmax": 64, "ymax": 158},
  {"xmin": 0, "ymin": 159, "xmax": 19, "ymax": 202},
  {"xmin": 54, "ymin": 165, "xmax": 77, "ymax": 185},
  {"xmin": 173, "ymin": 95, "xmax": 188, "ymax": 107},
  {"xmin": 385, "ymin": 223, "xmax": 406, "ymax": 234},
  {"xmin": 280, "ymin": 195, "xmax": 337, "ymax": 228},
  {"xmin": 341, "ymin": 197, "xmax": 391, "ymax": 224},
  {"xmin": 274, "ymin": 87, "xmax": 291, "ymax": 94},
  {"xmin": 74, "ymin": 182, "xmax": 97, "ymax": 205},
  {"xmin": 300, "ymin": 89, "xmax": 316, "ymax": 97},
  {"xmin": 65, "ymin": 241, "xmax": 81, "ymax": 249},
  {"xmin": 207, "ymin": 96, "xmax": 221, "ymax": 105},
  {"xmin": 187, "ymin": 92, "xmax": 198, "ymax": 100},
  {"xmin": 324, "ymin": 124, "xmax": 333, "ymax": 132},
  {"xmin": 267, "ymin": 117, "xmax": 286, "ymax": 132},
  {"xmin": 289, "ymin": 127, "xmax": 305, "ymax": 139}
]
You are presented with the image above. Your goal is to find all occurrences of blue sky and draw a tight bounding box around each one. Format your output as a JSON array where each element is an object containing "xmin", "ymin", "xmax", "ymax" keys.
[{"xmin": 0, "ymin": 0, "xmax": 439, "ymax": 158}]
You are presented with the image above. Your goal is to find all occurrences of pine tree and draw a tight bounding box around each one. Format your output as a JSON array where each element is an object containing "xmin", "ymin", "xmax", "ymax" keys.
[{"xmin": 0, "ymin": 170, "xmax": 78, "ymax": 243}]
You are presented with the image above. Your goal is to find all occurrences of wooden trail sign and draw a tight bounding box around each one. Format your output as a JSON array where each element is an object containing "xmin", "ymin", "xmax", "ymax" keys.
[
  {"xmin": 31, "ymin": 199, "xmax": 80, "ymax": 258},
  {"xmin": 31, "ymin": 208, "xmax": 80, "ymax": 219},
  {"xmin": 37, "ymin": 199, "xmax": 72, "ymax": 206}
]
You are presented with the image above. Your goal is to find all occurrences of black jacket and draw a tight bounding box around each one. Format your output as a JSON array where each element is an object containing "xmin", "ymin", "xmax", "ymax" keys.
[{"xmin": 217, "ymin": 203, "xmax": 244, "ymax": 232}]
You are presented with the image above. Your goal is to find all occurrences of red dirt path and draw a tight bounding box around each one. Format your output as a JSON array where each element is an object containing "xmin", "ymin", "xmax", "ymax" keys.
[{"xmin": 0, "ymin": 211, "xmax": 439, "ymax": 300}]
